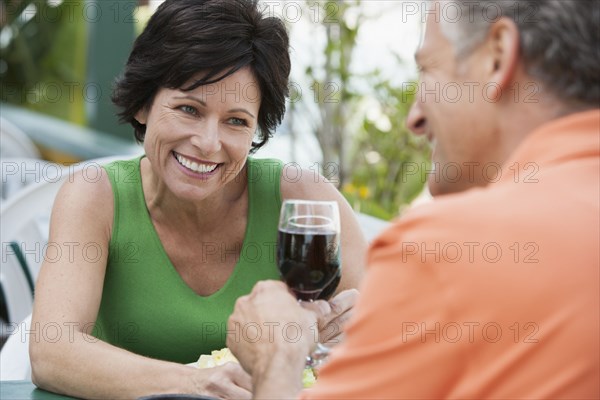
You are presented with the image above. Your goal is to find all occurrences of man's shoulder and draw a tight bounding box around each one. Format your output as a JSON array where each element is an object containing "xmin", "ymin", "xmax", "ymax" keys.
[
  {"xmin": 398, "ymin": 186, "xmax": 505, "ymax": 229},
  {"xmin": 370, "ymin": 184, "xmax": 527, "ymax": 255}
]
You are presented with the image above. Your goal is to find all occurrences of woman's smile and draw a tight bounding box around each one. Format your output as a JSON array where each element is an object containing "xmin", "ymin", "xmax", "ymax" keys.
[{"xmin": 172, "ymin": 151, "xmax": 222, "ymax": 178}]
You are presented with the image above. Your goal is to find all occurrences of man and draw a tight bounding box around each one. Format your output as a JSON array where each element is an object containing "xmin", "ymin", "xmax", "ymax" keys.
[{"xmin": 227, "ymin": 1, "xmax": 600, "ymax": 398}]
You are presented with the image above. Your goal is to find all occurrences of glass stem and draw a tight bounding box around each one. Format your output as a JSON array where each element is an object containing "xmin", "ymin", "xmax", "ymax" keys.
[{"xmin": 306, "ymin": 342, "xmax": 330, "ymax": 368}]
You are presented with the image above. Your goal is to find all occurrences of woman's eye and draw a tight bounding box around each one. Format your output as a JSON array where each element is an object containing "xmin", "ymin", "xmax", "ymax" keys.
[
  {"xmin": 179, "ymin": 105, "xmax": 197, "ymax": 115},
  {"xmin": 228, "ymin": 117, "xmax": 248, "ymax": 126}
]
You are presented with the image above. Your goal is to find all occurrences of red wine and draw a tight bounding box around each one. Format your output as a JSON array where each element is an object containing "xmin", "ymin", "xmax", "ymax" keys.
[
  {"xmin": 277, "ymin": 230, "xmax": 341, "ymax": 301},
  {"xmin": 318, "ymin": 270, "xmax": 341, "ymax": 301}
]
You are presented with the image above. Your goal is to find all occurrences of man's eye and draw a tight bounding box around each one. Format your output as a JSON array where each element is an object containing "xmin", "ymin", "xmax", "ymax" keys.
[
  {"xmin": 179, "ymin": 105, "xmax": 197, "ymax": 115},
  {"xmin": 228, "ymin": 117, "xmax": 248, "ymax": 126}
]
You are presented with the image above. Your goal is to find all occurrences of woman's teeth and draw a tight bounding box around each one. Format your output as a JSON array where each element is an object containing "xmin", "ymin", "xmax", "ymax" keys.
[{"xmin": 175, "ymin": 153, "xmax": 218, "ymax": 173}]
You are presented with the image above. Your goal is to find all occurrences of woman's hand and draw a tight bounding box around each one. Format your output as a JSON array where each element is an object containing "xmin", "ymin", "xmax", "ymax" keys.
[
  {"xmin": 192, "ymin": 363, "xmax": 252, "ymax": 400},
  {"xmin": 303, "ymin": 289, "xmax": 359, "ymax": 346}
]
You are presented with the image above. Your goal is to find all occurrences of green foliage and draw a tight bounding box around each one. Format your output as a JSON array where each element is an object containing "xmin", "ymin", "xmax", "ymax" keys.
[
  {"xmin": 293, "ymin": 1, "xmax": 431, "ymax": 220},
  {"xmin": 300, "ymin": 0, "xmax": 363, "ymax": 185},
  {"xmin": 343, "ymin": 81, "xmax": 431, "ymax": 220},
  {"xmin": 0, "ymin": 0, "xmax": 88, "ymax": 124}
]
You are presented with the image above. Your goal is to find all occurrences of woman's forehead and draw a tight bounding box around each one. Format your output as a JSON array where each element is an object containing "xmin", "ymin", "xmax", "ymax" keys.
[{"xmin": 159, "ymin": 68, "xmax": 261, "ymax": 109}]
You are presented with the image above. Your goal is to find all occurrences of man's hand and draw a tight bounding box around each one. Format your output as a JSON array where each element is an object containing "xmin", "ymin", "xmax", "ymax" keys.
[{"xmin": 227, "ymin": 281, "xmax": 325, "ymax": 398}]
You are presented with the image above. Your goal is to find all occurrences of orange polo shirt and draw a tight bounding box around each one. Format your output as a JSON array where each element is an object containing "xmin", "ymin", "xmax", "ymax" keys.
[{"xmin": 302, "ymin": 110, "xmax": 600, "ymax": 399}]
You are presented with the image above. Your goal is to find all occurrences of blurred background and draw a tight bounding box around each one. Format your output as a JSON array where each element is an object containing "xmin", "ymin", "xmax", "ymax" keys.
[{"xmin": 0, "ymin": 0, "xmax": 432, "ymax": 220}]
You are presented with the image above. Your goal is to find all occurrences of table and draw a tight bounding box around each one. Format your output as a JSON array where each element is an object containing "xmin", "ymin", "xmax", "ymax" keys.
[{"xmin": 0, "ymin": 381, "xmax": 76, "ymax": 399}]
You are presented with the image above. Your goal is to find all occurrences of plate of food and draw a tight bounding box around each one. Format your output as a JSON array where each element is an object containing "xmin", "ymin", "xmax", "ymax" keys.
[{"xmin": 188, "ymin": 348, "xmax": 317, "ymax": 388}]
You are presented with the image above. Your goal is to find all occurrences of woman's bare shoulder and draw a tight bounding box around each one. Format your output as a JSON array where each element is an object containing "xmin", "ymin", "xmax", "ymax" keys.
[
  {"xmin": 51, "ymin": 165, "xmax": 114, "ymax": 240},
  {"xmin": 280, "ymin": 163, "xmax": 340, "ymax": 201}
]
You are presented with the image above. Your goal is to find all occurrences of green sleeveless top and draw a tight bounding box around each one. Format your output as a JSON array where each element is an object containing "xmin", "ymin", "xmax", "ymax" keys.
[{"xmin": 94, "ymin": 156, "xmax": 283, "ymax": 363}]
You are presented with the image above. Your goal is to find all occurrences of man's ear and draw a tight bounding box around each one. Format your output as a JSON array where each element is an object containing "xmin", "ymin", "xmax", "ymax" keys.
[
  {"xmin": 485, "ymin": 17, "xmax": 521, "ymax": 100},
  {"xmin": 134, "ymin": 108, "xmax": 148, "ymax": 125}
]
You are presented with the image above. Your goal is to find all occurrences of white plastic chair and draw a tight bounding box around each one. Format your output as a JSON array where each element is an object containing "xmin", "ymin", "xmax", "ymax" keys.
[
  {"xmin": 1, "ymin": 161, "xmax": 69, "ymax": 328},
  {"xmin": 0, "ymin": 156, "xmax": 126, "ymax": 381},
  {"xmin": 0, "ymin": 156, "xmax": 124, "ymax": 323},
  {"xmin": 0, "ymin": 314, "xmax": 32, "ymax": 381},
  {"xmin": 0, "ymin": 117, "xmax": 41, "ymax": 159},
  {"xmin": 1, "ymin": 158, "xmax": 63, "ymax": 203},
  {"xmin": 0, "ymin": 165, "xmax": 70, "ymax": 381}
]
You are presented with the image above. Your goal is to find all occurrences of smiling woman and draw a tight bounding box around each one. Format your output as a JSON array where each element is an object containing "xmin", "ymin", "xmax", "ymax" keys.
[
  {"xmin": 134, "ymin": 69, "xmax": 259, "ymax": 203},
  {"xmin": 28, "ymin": 1, "xmax": 367, "ymax": 399},
  {"xmin": 112, "ymin": 0, "xmax": 288, "ymax": 153}
]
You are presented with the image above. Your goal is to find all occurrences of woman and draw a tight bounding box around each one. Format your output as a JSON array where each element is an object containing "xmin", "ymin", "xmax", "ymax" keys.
[{"xmin": 30, "ymin": 0, "xmax": 367, "ymax": 399}]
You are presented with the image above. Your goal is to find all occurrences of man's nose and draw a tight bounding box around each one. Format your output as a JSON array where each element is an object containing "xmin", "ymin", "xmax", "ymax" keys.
[
  {"xmin": 406, "ymin": 100, "xmax": 427, "ymax": 136},
  {"xmin": 190, "ymin": 120, "xmax": 222, "ymax": 155}
]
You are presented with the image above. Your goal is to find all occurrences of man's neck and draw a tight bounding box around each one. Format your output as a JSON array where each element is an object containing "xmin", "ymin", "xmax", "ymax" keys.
[{"xmin": 495, "ymin": 84, "xmax": 580, "ymax": 166}]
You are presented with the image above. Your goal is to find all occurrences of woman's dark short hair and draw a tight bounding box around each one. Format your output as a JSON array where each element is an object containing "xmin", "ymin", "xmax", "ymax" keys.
[{"xmin": 112, "ymin": 0, "xmax": 290, "ymax": 153}]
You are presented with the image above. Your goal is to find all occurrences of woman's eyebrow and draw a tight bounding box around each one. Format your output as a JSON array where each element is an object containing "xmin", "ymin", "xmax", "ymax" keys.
[
  {"xmin": 228, "ymin": 108, "xmax": 255, "ymax": 118},
  {"xmin": 173, "ymin": 94, "xmax": 207, "ymax": 106}
]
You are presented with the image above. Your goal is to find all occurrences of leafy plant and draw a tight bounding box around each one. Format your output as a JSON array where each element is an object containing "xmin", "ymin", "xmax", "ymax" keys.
[
  {"xmin": 344, "ymin": 80, "xmax": 431, "ymax": 220},
  {"xmin": 291, "ymin": 0, "xmax": 364, "ymax": 186},
  {"xmin": 289, "ymin": 1, "xmax": 431, "ymax": 220},
  {"xmin": 0, "ymin": 0, "xmax": 88, "ymax": 124}
]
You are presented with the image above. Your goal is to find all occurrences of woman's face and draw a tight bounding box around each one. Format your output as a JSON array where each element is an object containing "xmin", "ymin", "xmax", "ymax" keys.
[{"xmin": 136, "ymin": 67, "xmax": 261, "ymax": 201}]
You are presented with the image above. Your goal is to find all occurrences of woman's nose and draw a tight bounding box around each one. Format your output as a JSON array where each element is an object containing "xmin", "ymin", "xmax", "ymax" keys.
[
  {"xmin": 406, "ymin": 100, "xmax": 427, "ymax": 136},
  {"xmin": 190, "ymin": 120, "xmax": 222, "ymax": 156}
]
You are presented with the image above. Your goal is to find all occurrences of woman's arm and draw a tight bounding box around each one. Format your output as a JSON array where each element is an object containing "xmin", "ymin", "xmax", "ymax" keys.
[{"xmin": 30, "ymin": 169, "xmax": 251, "ymax": 400}]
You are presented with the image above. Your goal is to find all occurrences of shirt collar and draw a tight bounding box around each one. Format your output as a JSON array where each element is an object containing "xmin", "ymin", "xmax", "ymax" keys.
[{"xmin": 498, "ymin": 109, "xmax": 600, "ymax": 183}]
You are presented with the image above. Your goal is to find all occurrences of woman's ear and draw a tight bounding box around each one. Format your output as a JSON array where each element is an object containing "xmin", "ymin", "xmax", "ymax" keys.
[
  {"xmin": 134, "ymin": 108, "xmax": 148, "ymax": 125},
  {"xmin": 487, "ymin": 17, "xmax": 521, "ymax": 93}
]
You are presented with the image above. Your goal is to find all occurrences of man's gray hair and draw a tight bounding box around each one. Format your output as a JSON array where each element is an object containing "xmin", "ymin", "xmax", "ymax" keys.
[{"xmin": 440, "ymin": 0, "xmax": 600, "ymax": 105}]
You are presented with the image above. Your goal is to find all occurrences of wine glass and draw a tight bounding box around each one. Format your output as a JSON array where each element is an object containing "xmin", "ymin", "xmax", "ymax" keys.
[{"xmin": 276, "ymin": 200, "xmax": 341, "ymax": 366}]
